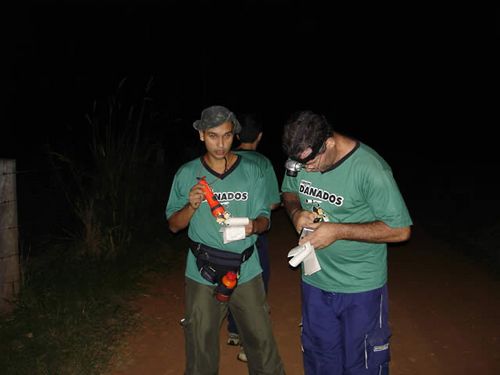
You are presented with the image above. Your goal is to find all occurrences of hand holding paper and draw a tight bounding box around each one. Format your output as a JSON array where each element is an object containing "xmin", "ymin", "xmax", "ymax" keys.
[
  {"xmin": 220, "ymin": 217, "xmax": 250, "ymax": 244},
  {"xmin": 287, "ymin": 241, "xmax": 321, "ymax": 275}
]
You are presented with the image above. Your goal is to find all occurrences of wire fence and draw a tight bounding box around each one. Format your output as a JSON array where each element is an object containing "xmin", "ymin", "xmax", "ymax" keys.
[
  {"xmin": 1, "ymin": 157, "xmax": 74, "ymax": 311},
  {"xmin": 2, "ymin": 159, "xmax": 70, "ymax": 255}
]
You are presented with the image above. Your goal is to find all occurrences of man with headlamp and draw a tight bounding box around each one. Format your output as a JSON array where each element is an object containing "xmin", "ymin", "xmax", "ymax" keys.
[{"xmin": 281, "ymin": 110, "xmax": 413, "ymax": 375}]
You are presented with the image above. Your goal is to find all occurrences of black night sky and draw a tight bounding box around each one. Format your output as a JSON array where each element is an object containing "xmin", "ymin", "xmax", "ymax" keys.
[{"xmin": 2, "ymin": 1, "xmax": 497, "ymax": 191}]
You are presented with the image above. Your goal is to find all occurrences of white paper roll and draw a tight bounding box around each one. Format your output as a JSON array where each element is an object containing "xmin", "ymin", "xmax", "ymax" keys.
[
  {"xmin": 224, "ymin": 217, "xmax": 250, "ymax": 227},
  {"xmin": 287, "ymin": 241, "xmax": 321, "ymax": 275},
  {"xmin": 288, "ymin": 243, "xmax": 312, "ymax": 267}
]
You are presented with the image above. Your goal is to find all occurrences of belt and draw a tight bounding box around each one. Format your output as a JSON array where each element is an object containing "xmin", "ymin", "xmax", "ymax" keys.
[{"xmin": 189, "ymin": 239, "xmax": 254, "ymax": 265}]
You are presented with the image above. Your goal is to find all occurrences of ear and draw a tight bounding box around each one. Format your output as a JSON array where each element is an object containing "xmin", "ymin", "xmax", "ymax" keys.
[
  {"xmin": 199, "ymin": 130, "xmax": 204, "ymax": 141},
  {"xmin": 256, "ymin": 132, "xmax": 263, "ymax": 143},
  {"xmin": 325, "ymin": 136, "xmax": 334, "ymax": 149}
]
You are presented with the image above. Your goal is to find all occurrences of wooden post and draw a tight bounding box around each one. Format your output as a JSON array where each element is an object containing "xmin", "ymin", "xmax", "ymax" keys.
[{"xmin": 0, "ymin": 159, "xmax": 20, "ymax": 314}]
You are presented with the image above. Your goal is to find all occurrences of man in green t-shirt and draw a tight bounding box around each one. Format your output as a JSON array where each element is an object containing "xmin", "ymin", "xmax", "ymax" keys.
[
  {"xmin": 226, "ymin": 113, "xmax": 282, "ymax": 362},
  {"xmin": 166, "ymin": 105, "xmax": 284, "ymax": 375},
  {"xmin": 281, "ymin": 110, "xmax": 412, "ymax": 374}
]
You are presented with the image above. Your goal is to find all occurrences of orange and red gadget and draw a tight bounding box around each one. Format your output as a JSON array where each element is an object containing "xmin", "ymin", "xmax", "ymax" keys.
[{"xmin": 198, "ymin": 176, "xmax": 228, "ymax": 223}]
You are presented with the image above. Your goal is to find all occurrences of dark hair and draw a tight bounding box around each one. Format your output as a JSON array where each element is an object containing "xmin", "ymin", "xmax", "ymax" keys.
[
  {"xmin": 237, "ymin": 113, "xmax": 263, "ymax": 143},
  {"xmin": 282, "ymin": 110, "xmax": 333, "ymax": 160}
]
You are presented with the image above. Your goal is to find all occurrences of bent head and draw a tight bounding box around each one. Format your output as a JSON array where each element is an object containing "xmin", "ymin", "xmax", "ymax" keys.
[{"xmin": 282, "ymin": 110, "xmax": 332, "ymax": 173}]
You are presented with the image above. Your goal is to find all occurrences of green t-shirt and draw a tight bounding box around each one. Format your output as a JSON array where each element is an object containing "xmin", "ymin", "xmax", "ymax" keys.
[
  {"xmin": 234, "ymin": 150, "xmax": 281, "ymax": 208},
  {"xmin": 166, "ymin": 155, "xmax": 270, "ymax": 285},
  {"xmin": 281, "ymin": 142, "xmax": 413, "ymax": 293}
]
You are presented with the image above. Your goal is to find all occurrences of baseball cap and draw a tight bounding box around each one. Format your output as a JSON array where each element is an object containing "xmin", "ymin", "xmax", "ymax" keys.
[{"xmin": 193, "ymin": 105, "xmax": 241, "ymax": 133}]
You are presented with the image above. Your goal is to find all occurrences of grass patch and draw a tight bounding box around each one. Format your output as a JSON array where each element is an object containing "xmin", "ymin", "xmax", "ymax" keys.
[
  {"xmin": 0, "ymin": 231, "xmax": 187, "ymax": 375},
  {"xmin": 0, "ymin": 77, "xmax": 187, "ymax": 374}
]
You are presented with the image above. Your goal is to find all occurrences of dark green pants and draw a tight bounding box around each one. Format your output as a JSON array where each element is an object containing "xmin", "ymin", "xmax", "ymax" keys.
[{"xmin": 183, "ymin": 274, "xmax": 285, "ymax": 375}]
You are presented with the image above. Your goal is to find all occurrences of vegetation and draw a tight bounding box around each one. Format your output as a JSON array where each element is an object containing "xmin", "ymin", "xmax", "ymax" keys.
[
  {"xmin": 50, "ymin": 77, "xmax": 163, "ymax": 259},
  {"xmin": 0, "ymin": 78, "xmax": 184, "ymax": 374},
  {"xmin": 0, "ymin": 239, "xmax": 183, "ymax": 375}
]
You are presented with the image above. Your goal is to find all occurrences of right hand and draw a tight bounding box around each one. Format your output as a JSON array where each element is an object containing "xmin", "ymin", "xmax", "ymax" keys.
[
  {"xmin": 188, "ymin": 183, "xmax": 204, "ymax": 210},
  {"xmin": 292, "ymin": 210, "xmax": 317, "ymax": 234}
]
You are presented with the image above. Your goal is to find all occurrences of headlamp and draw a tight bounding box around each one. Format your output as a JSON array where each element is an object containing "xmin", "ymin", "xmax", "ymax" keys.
[
  {"xmin": 284, "ymin": 159, "xmax": 304, "ymax": 177},
  {"xmin": 284, "ymin": 139, "xmax": 327, "ymax": 177}
]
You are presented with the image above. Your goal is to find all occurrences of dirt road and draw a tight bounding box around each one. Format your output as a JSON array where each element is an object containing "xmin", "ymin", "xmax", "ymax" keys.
[{"xmin": 106, "ymin": 208, "xmax": 500, "ymax": 375}]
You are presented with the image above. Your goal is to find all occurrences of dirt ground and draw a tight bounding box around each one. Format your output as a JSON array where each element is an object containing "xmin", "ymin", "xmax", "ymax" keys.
[{"xmin": 105, "ymin": 208, "xmax": 500, "ymax": 375}]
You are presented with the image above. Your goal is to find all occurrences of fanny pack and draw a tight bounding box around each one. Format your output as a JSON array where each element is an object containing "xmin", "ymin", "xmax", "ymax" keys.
[{"xmin": 189, "ymin": 239, "xmax": 254, "ymax": 284}]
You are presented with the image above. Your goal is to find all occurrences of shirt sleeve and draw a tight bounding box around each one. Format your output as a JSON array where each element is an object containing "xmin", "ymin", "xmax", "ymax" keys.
[
  {"xmin": 165, "ymin": 168, "xmax": 188, "ymax": 220},
  {"xmin": 362, "ymin": 165, "xmax": 413, "ymax": 228},
  {"xmin": 263, "ymin": 159, "xmax": 281, "ymax": 206}
]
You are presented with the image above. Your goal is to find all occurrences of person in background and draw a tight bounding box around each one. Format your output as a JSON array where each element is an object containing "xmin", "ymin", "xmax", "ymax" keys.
[
  {"xmin": 226, "ymin": 113, "xmax": 282, "ymax": 362},
  {"xmin": 166, "ymin": 105, "xmax": 285, "ymax": 375},
  {"xmin": 281, "ymin": 110, "xmax": 412, "ymax": 374}
]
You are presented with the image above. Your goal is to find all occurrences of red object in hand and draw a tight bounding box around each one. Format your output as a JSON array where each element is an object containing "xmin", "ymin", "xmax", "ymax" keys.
[{"xmin": 198, "ymin": 176, "xmax": 226, "ymax": 219}]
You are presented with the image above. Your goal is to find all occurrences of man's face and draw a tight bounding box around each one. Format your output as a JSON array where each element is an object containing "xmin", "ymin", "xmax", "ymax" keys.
[{"xmin": 200, "ymin": 121, "xmax": 235, "ymax": 160}]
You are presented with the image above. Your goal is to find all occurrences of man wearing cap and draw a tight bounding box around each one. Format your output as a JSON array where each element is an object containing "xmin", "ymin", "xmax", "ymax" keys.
[
  {"xmin": 166, "ymin": 105, "xmax": 285, "ymax": 374},
  {"xmin": 281, "ymin": 110, "xmax": 412, "ymax": 374}
]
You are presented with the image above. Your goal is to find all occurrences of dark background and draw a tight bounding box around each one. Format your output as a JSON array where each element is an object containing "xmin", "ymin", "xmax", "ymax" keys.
[{"xmin": 2, "ymin": 1, "xmax": 498, "ymax": 200}]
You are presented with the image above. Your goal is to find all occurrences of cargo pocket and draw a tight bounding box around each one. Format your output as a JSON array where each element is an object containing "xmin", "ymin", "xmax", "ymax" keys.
[{"xmin": 365, "ymin": 326, "xmax": 391, "ymax": 369}]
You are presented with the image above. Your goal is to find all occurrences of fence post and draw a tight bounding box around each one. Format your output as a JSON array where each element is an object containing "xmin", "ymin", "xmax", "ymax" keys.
[{"xmin": 0, "ymin": 159, "xmax": 20, "ymax": 314}]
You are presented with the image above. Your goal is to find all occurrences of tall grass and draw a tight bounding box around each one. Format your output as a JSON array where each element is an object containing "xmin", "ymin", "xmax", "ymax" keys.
[
  {"xmin": 51, "ymin": 77, "xmax": 163, "ymax": 259},
  {"xmin": 0, "ymin": 77, "xmax": 181, "ymax": 374}
]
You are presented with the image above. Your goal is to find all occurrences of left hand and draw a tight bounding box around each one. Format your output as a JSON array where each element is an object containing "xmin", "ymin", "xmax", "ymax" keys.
[
  {"xmin": 298, "ymin": 222, "xmax": 336, "ymax": 250},
  {"xmin": 244, "ymin": 219, "xmax": 255, "ymax": 237}
]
